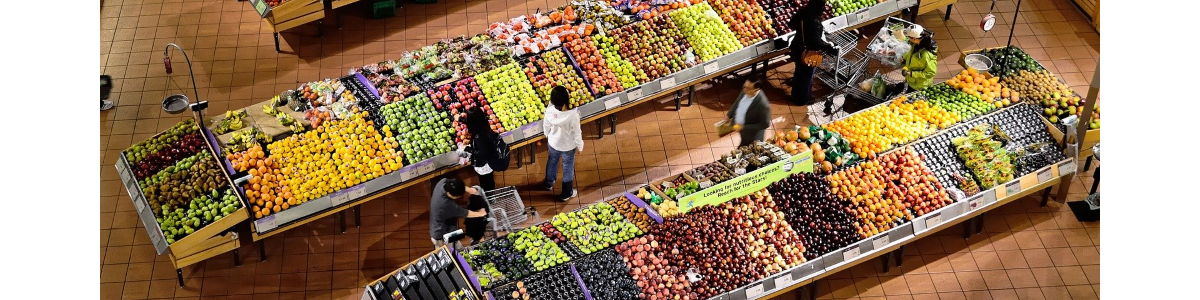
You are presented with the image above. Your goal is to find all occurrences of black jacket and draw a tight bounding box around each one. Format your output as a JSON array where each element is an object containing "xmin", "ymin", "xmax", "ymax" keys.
[
  {"xmin": 787, "ymin": 12, "xmax": 837, "ymax": 55},
  {"xmin": 726, "ymin": 91, "xmax": 772, "ymax": 134},
  {"xmin": 469, "ymin": 132, "xmax": 500, "ymax": 168}
]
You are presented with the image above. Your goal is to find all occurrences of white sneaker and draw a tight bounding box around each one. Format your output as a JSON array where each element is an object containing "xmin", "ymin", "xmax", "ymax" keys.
[{"xmin": 101, "ymin": 100, "xmax": 115, "ymax": 111}]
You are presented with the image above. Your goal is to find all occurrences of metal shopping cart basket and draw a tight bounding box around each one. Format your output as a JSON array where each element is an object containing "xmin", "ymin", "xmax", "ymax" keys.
[{"xmin": 481, "ymin": 186, "xmax": 533, "ymax": 237}]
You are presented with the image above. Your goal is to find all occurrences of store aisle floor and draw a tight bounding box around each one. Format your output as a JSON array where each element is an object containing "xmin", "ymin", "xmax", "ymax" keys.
[{"xmin": 99, "ymin": 0, "xmax": 1099, "ymax": 299}]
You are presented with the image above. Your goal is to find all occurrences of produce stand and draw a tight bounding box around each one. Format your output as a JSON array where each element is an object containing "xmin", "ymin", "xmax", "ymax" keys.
[
  {"xmin": 248, "ymin": 0, "xmax": 326, "ymax": 52},
  {"xmin": 1070, "ymin": 0, "xmax": 1099, "ymax": 31},
  {"xmin": 363, "ymin": 247, "xmax": 478, "ymax": 300},
  {"xmin": 122, "ymin": 0, "xmax": 1034, "ymax": 284}
]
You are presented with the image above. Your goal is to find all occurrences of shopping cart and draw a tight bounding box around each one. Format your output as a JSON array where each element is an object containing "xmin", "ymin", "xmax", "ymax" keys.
[{"xmin": 481, "ymin": 186, "xmax": 534, "ymax": 238}]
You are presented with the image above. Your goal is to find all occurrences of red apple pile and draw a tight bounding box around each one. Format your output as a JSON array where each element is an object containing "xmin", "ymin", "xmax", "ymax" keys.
[
  {"xmin": 523, "ymin": 49, "xmax": 595, "ymax": 109},
  {"xmin": 427, "ymin": 78, "xmax": 503, "ymax": 146},
  {"xmin": 610, "ymin": 16, "xmax": 693, "ymax": 80},
  {"xmin": 709, "ymin": 0, "xmax": 778, "ymax": 45},
  {"xmin": 615, "ymin": 235, "xmax": 696, "ymax": 300},
  {"xmin": 650, "ymin": 202, "xmax": 753, "ymax": 298},
  {"xmin": 729, "ymin": 190, "xmax": 807, "ymax": 277},
  {"xmin": 564, "ymin": 38, "xmax": 624, "ymax": 96},
  {"xmin": 880, "ymin": 148, "xmax": 954, "ymax": 217}
]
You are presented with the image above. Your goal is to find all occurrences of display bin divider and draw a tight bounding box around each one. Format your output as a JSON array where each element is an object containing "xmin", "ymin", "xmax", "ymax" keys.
[
  {"xmin": 569, "ymin": 264, "xmax": 595, "ymax": 300},
  {"xmin": 354, "ymin": 72, "xmax": 382, "ymax": 98},
  {"xmin": 623, "ymin": 192, "xmax": 663, "ymax": 224},
  {"xmin": 561, "ymin": 46, "xmax": 601, "ymax": 98},
  {"xmin": 454, "ymin": 249, "xmax": 485, "ymax": 295}
]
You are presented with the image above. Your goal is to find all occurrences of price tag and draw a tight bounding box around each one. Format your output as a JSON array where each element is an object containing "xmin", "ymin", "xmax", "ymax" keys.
[
  {"xmin": 1037, "ymin": 168, "xmax": 1054, "ymax": 183},
  {"xmin": 331, "ymin": 191, "xmax": 353, "ymax": 207},
  {"xmin": 700, "ymin": 181, "xmax": 713, "ymax": 189},
  {"xmin": 704, "ymin": 62, "xmax": 720, "ymax": 74},
  {"xmin": 856, "ymin": 10, "xmax": 870, "ymax": 23},
  {"xmin": 660, "ymin": 76, "xmax": 676, "ymax": 89},
  {"xmin": 257, "ymin": 215, "xmax": 279, "ymax": 232},
  {"xmin": 735, "ymin": 168, "xmax": 746, "ymax": 175},
  {"xmin": 982, "ymin": 189, "xmax": 997, "ymax": 204},
  {"xmin": 401, "ymin": 165, "xmax": 419, "ymax": 180},
  {"xmin": 627, "ymin": 87, "xmax": 643, "ymax": 100},
  {"xmin": 686, "ymin": 268, "xmax": 703, "ymax": 282},
  {"xmin": 924, "ymin": 213, "xmax": 943, "ymax": 229},
  {"xmin": 872, "ymin": 234, "xmax": 890, "ymax": 249},
  {"xmin": 134, "ymin": 198, "xmax": 146, "ymax": 213},
  {"xmin": 523, "ymin": 124, "xmax": 541, "ymax": 138},
  {"xmin": 756, "ymin": 43, "xmax": 773, "ymax": 55},
  {"xmin": 1059, "ymin": 160, "xmax": 1076, "ymax": 176},
  {"xmin": 968, "ymin": 196, "xmax": 983, "ymax": 211},
  {"xmin": 1005, "ymin": 181, "xmax": 1021, "ymax": 196},
  {"xmin": 745, "ymin": 283, "xmax": 765, "ymax": 298},
  {"xmin": 419, "ymin": 162, "xmax": 436, "ymax": 174},
  {"xmin": 842, "ymin": 247, "xmax": 861, "ymax": 261},
  {"xmin": 604, "ymin": 98, "xmax": 621, "ymax": 110},
  {"xmin": 774, "ymin": 274, "xmax": 794, "ymax": 289}
]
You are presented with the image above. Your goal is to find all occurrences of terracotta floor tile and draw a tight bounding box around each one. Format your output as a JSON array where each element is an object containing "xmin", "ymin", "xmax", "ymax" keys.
[
  {"xmin": 1044, "ymin": 247, "xmax": 1079, "ymax": 266},
  {"xmin": 904, "ymin": 273, "xmax": 936, "ymax": 295},
  {"xmin": 1056, "ymin": 266, "xmax": 1089, "ymax": 286},
  {"xmin": 880, "ymin": 275, "xmax": 909, "ymax": 295},
  {"xmin": 1006, "ymin": 269, "xmax": 1039, "ymax": 289},
  {"xmin": 1065, "ymin": 285, "xmax": 1098, "ymax": 300},
  {"xmin": 910, "ymin": 293, "xmax": 940, "ymax": 300},
  {"xmin": 979, "ymin": 270, "xmax": 1013, "ymax": 290},
  {"xmin": 1079, "ymin": 265, "xmax": 1100, "ymax": 284},
  {"xmin": 955, "ymin": 271, "xmax": 987, "ymax": 291},
  {"xmin": 1020, "ymin": 249, "xmax": 1053, "ymax": 268},
  {"xmin": 855, "ymin": 277, "xmax": 886, "ymax": 297},
  {"xmin": 995, "ymin": 250, "xmax": 1029, "ymax": 270}
]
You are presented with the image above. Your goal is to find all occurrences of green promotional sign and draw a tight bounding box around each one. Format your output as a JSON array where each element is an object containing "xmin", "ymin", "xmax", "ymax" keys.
[{"xmin": 678, "ymin": 150, "xmax": 814, "ymax": 212}]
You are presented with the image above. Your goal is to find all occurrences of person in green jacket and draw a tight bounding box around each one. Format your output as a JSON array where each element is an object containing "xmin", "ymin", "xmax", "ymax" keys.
[{"xmin": 902, "ymin": 25, "xmax": 938, "ymax": 91}]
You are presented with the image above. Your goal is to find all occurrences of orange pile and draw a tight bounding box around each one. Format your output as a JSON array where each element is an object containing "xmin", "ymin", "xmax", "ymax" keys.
[
  {"xmin": 945, "ymin": 69, "xmax": 1015, "ymax": 107},
  {"xmin": 228, "ymin": 145, "xmax": 293, "ymax": 218},
  {"xmin": 266, "ymin": 111, "xmax": 403, "ymax": 214},
  {"xmin": 827, "ymin": 159, "xmax": 909, "ymax": 238}
]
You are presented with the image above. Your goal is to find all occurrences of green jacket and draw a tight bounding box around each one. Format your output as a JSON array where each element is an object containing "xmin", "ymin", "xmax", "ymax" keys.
[{"xmin": 903, "ymin": 48, "xmax": 938, "ymax": 90}]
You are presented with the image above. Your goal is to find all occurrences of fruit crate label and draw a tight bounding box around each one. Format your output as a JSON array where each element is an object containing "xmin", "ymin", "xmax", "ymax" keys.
[
  {"xmin": 251, "ymin": 0, "xmax": 271, "ymax": 17},
  {"xmin": 745, "ymin": 283, "xmax": 764, "ymax": 298},
  {"xmin": 400, "ymin": 165, "xmax": 420, "ymax": 181},
  {"xmin": 627, "ymin": 88, "xmax": 643, "ymax": 100},
  {"xmin": 418, "ymin": 162, "xmax": 436, "ymax": 175},
  {"xmin": 982, "ymin": 189, "xmax": 998, "ymax": 205},
  {"xmin": 659, "ymin": 76, "xmax": 676, "ymax": 89},
  {"xmin": 924, "ymin": 213, "xmax": 943, "ymax": 229},
  {"xmin": 134, "ymin": 197, "xmax": 145, "ymax": 213},
  {"xmin": 1037, "ymin": 167, "xmax": 1054, "ymax": 183},
  {"xmin": 841, "ymin": 247, "xmax": 861, "ymax": 261},
  {"xmin": 735, "ymin": 168, "xmax": 746, "ymax": 175},
  {"xmin": 257, "ymin": 215, "xmax": 279, "ymax": 232},
  {"xmin": 872, "ymin": 234, "xmax": 890, "ymax": 249},
  {"xmin": 522, "ymin": 123, "xmax": 541, "ymax": 139},
  {"xmin": 855, "ymin": 10, "xmax": 870, "ymax": 24},
  {"xmin": 898, "ymin": 0, "xmax": 918, "ymax": 8},
  {"xmin": 1058, "ymin": 160, "xmax": 1076, "ymax": 176},
  {"xmin": 700, "ymin": 181, "xmax": 713, "ymax": 189},
  {"xmin": 1005, "ymin": 181, "xmax": 1021, "ymax": 197},
  {"xmin": 604, "ymin": 98, "xmax": 621, "ymax": 110},
  {"xmin": 774, "ymin": 273, "xmax": 794, "ymax": 290},
  {"xmin": 704, "ymin": 62, "xmax": 720, "ymax": 74}
]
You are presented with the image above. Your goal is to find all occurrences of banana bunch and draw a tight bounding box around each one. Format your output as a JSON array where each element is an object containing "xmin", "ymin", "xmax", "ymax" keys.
[
  {"xmin": 263, "ymin": 96, "xmax": 305, "ymax": 134},
  {"xmin": 224, "ymin": 127, "xmax": 271, "ymax": 153},
  {"xmin": 214, "ymin": 110, "xmax": 248, "ymax": 134}
]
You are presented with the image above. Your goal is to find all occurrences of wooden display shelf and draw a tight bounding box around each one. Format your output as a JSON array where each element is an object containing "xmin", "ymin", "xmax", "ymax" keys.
[
  {"xmin": 249, "ymin": 0, "xmax": 326, "ymax": 52},
  {"xmin": 1072, "ymin": 0, "xmax": 1099, "ymax": 31}
]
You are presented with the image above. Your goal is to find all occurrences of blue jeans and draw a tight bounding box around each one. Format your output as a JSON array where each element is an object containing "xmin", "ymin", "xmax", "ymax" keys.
[{"xmin": 544, "ymin": 147, "xmax": 576, "ymax": 186}]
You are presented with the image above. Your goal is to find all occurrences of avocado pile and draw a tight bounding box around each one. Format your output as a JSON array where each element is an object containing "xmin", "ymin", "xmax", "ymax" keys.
[{"xmin": 982, "ymin": 46, "xmax": 1043, "ymax": 77}]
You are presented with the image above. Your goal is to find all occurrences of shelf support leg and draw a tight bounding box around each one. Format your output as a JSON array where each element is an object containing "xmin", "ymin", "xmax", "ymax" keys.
[
  {"xmin": 597, "ymin": 118, "xmax": 604, "ymax": 138},
  {"xmin": 1040, "ymin": 188, "xmax": 1052, "ymax": 207},
  {"xmin": 687, "ymin": 86, "xmax": 694, "ymax": 106},
  {"xmin": 274, "ymin": 33, "xmax": 281, "ymax": 53},
  {"xmin": 1083, "ymin": 156, "xmax": 1093, "ymax": 172},
  {"xmin": 528, "ymin": 145, "xmax": 535, "ymax": 164},
  {"xmin": 317, "ymin": 20, "xmax": 324, "ymax": 38},
  {"xmin": 881, "ymin": 253, "xmax": 891, "ymax": 274},
  {"xmin": 1090, "ymin": 167, "xmax": 1100, "ymax": 195},
  {"xmin": 354, "ymin": 205, "xmax": 361, "ymax": 227},
  {"xmin": 516, "ymin": 146, "xmax": 523, "ymax": 169},
  {"xmin": 975, "ymin": 213, "xmax": 985, "ymax": 234},
  {"xmin": 944, "ymin": 4, "xmax": 953, "ymax": 21},
  {"xmin": 233, "ymin": 249, "xmax": 241, "ymax": 266},
  {"xmin": 339, "ymin": 211, "xmax": 346, "ymax": 233},
  {"xmin": 808, "ymin": 280, "xmax": 819, "ymax": 300},
  {"xmin": 674, "ymin": 90, "xmax": 682, "ymax": 111},
  {"xmin": 894, "ymin": 246, "xmax": 905, "ymax": 267},
  {"xmin": 177, "ymin": 269, "xmax": 185, "ymax": 287},
  {"xmin": 962, "ymin": 220, "xmax": 972, "ymax": 239},
  {"xmin": 910, "ymin": 0, "xmax": 923, "ymax": 22},
  {"xmin": 609, "ymin": 115, "xmax": 617, "ymax": 134},
  {"xmin": 259, "ymin": 241, "xmax": 267, "ymax": 262}
]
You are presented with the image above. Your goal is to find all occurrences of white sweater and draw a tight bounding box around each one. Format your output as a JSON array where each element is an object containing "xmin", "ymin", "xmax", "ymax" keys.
[{"xmin": 542, "ymin": 105, "xmax": 584, "ymax": 152}]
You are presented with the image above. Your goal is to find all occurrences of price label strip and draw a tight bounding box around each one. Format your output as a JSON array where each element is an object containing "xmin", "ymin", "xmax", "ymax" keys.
[
  {"xmin": 774, "ymin": 273, "xmax": 794, "ymax": 290},
  {"xmin": 418, "ymin": 162, "xmax": 436, "ymax": 174},
  {"xmin": 735, "ymin": 168, "xmax": 747, "ymax": 175},
  {"xmin": 258, "ymin": 215, "xmax": 279, "ymax": 232},
  {"xmin": 700, "ymin": 181, "xmax": 713, "ymax": 189},
  {"xmin": 1037, "ymin": 167, "xmax": 1054, "ymax": 183},
  {"xmin": 756, "ymin": 43, "xmax": 773, "ymax": 55},
  {"xmin": 872, "ymin": 234, "xmax": 890, "ymax": 249},
  {"xmin": 704, "ymin": 62, "xmax": 720, "ymax": 74},
  {"xmin": 856, "ymin": 10, "xmax": 870, "ymax": 23},
  {"xmin": 1005, "ymin": 181, "xmax": 1022, "ymax": 197},
  {"xmin": 924, "ymin": 213, "xmax": 943, "ymax": 229},
  {"xmin": 604, "ymin": 97, "xmax": 621, "ymax": 110},
  {"xmin": 134, "ymin": 197, "xmax": 146, "ymax": 213},
  {"xmin": 968, "ymin": 196, "xmax": 983, "ymax": 211},
  {"xmin": 523, "ymin": 123, "xmax": 541, "ymax": 138},
  {"xmin": 660, "ymin": 76, "xmax": 676, "ymax": 89}
]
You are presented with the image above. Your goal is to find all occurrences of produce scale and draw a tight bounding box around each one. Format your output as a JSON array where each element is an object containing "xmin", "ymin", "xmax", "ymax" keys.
[{"xmin": 118, "ymin": 0, "xmax": 1103, "ymax": 293}]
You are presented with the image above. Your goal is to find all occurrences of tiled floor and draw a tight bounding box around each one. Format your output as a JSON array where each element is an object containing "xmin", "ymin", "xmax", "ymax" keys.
[{"xmin": 99, "ymin": 0, "xmax": 1099, "ymax": 299}]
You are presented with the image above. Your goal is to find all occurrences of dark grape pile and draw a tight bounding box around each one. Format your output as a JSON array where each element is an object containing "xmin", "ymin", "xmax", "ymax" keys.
[{"xmin": 768, "ymin": 173, "xmax": 861, "ymax": 260}]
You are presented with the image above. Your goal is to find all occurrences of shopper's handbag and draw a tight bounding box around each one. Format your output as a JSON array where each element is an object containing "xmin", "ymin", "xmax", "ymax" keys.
[
  {"xmin": 798, "ymin": 22, "xmax": 824, "ymax": 67},
  {"xmin": 485, "ymin": 134, "xmax": 511, "ymax": 171}
]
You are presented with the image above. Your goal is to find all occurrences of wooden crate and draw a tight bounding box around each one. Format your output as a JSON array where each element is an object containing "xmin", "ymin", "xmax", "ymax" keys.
[
  {"xmin": 261, "ymin": 0, "xmax": 325, "ymax": 33},
  {"xmin": 1071, "ymin": 0, "xmax": 1099, "ymax": 31},
  {"xmin": 918, "ymin": 0, "xmax": 960, "ymax": 16}
]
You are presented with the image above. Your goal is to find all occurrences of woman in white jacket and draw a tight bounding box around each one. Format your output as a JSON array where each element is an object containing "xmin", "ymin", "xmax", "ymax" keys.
[{"xmin": 542, "ymin": 86, "xmax": 584, "ymax": 201}]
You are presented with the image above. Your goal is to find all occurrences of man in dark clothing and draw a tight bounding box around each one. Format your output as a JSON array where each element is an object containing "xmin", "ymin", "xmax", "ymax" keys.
[
  {"xmin": 787, "ymin": 0, "xmax": 839, "ymax": 106},
  {"xmin": 726, "ymin": 78, "xmax": 772, "ymax": 147},
  {"xmin": 429, "ymin": 177, "xmax": 487, "ymax": 249}
]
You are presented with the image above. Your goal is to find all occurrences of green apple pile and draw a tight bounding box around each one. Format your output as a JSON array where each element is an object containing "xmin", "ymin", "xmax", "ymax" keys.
[
  {"xmin": 379, "ymin": 93, "xmax": 455, "ymax": 163},
  {"xmin": 508, "ymin": 226, "xmax": 571, "ymax": 272},
  {"xmin": 523, "ymin": 49, "xmax": 595, "ymax": 109},
  {"xmin": 591, "ymin": 33, "xmax": 649, "ymax": 88},
  {"xmin": 921, "ymin": 84, "xmax": 997, "ymax": 120},
  {"xmin": 550, "ymin": 203, "xmax": 642, "ymax": 254},
  {"xmin": 829, "ymin": 0, "xmax": 873, "ymax": 17},
  {"xmin": 668, "ymin": 2, "xmax": 744, "ymax": 61},
  {"xmin": 158, "ymin": 187, "xmax": 243, "ymax": 244},
  {"xmin": 475, "ymin": 63, "xmax": 544, "ymax": 131}
]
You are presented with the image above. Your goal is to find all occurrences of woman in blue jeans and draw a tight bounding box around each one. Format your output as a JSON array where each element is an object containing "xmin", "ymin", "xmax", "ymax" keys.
[{"xmin": 542, "ymin": 86, "xmax": 583, "ymax": 202}]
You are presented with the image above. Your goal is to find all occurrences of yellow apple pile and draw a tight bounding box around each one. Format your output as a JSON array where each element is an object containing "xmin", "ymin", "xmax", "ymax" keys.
[{"xmin": 266, "ymin": 111, "xmax": 403, "ymax": 209}]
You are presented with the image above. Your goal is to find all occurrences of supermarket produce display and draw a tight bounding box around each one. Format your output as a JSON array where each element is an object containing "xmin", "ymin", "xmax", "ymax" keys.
[{"xmin": 124, "ymin": 0, "xmax": 1084, "ymax": 290}]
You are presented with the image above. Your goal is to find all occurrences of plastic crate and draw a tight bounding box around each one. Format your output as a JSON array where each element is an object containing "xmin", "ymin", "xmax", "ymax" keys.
[{"xmin": 370, "ymin": 0, "xmax": 396, "ymax": 19}]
